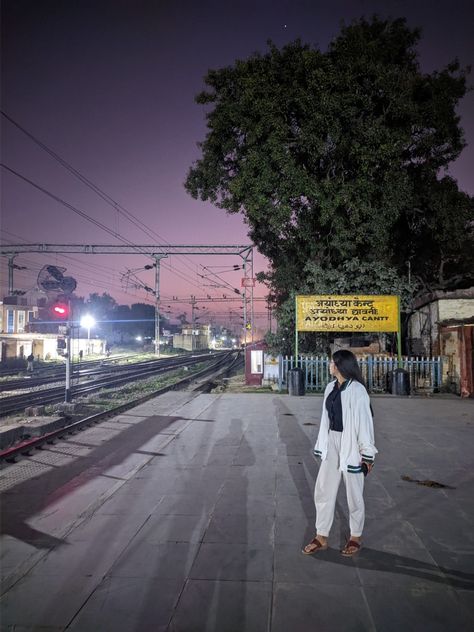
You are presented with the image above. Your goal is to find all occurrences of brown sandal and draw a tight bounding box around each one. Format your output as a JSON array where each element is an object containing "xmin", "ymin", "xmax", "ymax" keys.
[
  {"xmin": 341, "ymin": 539, "xmax": 361, "ymax": 557},
  {"xmin": 302, "ymin": 537, "xmax": 328, "ymax": 555}
]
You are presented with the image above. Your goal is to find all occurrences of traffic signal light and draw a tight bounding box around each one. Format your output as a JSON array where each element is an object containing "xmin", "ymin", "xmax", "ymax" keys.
[{"xmin": 51, "ymin": 302, "xmax": 69, "ymax": 319}]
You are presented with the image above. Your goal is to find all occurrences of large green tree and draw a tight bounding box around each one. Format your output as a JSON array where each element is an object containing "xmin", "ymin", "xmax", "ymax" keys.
[
  {"xmin": 186, "ymin": 17, "xmax": 472, "ymax": 302},
  {"xmin": 391, "ymin": 174, "xmax": 474, "ymax": 291}
]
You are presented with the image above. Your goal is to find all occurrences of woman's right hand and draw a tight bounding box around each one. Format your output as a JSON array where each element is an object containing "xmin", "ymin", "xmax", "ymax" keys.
[{"xmin": 362, "ymin": 461, "xmax": 374, "ymax": 473}]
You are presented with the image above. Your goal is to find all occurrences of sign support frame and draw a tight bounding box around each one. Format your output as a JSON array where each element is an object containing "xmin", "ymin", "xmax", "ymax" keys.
[
  {"xmin": 64, "ymin": 298, "xmax": 72, "ymax": 403},
  {"xmin": 397, "ymin": 295, "xmax": 403, "ymax": 368},
  {"xmin": 295, "ymin": 295, "xmax": 299, "ymax": 367}
]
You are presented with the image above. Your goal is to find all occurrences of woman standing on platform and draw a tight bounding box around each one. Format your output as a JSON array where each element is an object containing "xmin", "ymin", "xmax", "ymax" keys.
[{"xmin": 303, "ymin": 349, "xmax": 377, "ymax": 557}]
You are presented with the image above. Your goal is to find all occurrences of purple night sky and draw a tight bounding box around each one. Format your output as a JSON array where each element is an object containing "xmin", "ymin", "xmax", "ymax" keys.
[{"xmin": 1, "ymin": 0, "xmax": 473, "ymax": 328}]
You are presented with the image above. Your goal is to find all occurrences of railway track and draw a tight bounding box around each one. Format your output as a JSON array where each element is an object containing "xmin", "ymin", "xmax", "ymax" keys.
[
  {"xmin": 0, "ymin": 353, "xmax": 142, "ymax": 379},
  {"xmin": 0, "ymin": 350, "xmax": 241, "ymax": 464},
  {"xmin": 0, "ymin": 352, "xmax": 214, "ymax": 392},
  {"xmin": 0, "ymin": 351, "xmax": 227, "ymax": 417}
]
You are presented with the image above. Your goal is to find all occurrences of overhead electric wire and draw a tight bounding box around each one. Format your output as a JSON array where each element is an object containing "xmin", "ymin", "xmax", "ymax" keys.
[
  {"xmin": 199, "ymin": 264, "xmax": 242, "ymax": 294},
  {"xmin": 0, "ymin": 163, "xmax": 212, "ymax": 296},
  {"xmin": 0, "ymin": 250, "xmax": 126, "ymax": 296},
  {"xmin": 1, "ymin": 229, "xmax": 125, "ymax": 277},
  {"xmin": 1, "ymin": 163, "xmax": 134, "ymax": 243},
  {"xmin": 0, "ymin": 256, "xmax": 154, "ymax": 304},
  {"xmin": 0, "ymin": 231, "xmax": 153, "ymax": 302},
  {"xmin": 1, "ymin": 112, "xmax": 258, "ymax": 314},
  {"xmin": 1, "ymin": 110, "xmax": 225, "ymax": 298},
  {"xmin": 202, "ymin": 265, "xmax": 244, "ymax": 271}
]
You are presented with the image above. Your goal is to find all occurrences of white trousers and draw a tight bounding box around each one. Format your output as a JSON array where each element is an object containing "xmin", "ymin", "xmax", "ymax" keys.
[{"xmin": 314, "ymin": 431, "xmax": 365, "ymax": 537}]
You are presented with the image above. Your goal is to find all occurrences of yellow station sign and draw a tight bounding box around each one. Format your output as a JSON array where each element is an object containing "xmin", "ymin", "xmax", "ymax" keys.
[{"xmin": 296, "ymin": 295, "xmax": 399, "ymax": 333}]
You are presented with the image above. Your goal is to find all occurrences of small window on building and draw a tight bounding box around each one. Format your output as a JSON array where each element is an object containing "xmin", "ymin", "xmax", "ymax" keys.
[
  {"xmin": 17, "ymin": 311, "xmax": 26, "ymax": 333},
  {"xmin": 28, "ymin": 311, "xmax": 35, "ymax": 322},
  {"xmin": 7, "ymin": 309, "xmax": 14, "ymax": 333},
  {"xmin": 251, "ymin": 349, "xmax": 263, "ymax": 374}
]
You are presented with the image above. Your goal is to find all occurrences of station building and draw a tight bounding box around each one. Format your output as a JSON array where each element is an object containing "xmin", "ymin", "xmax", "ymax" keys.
[
  {"xmin": 407, "ymin": 287, "xmax": 474, "ymax": 397},
  {"xmin": 172, "ymin": 324, "xmax": 211, "ymax": 352},
  {"xmin": 0, "ymin": 296, "xmax": 106, "ymax": 362}
]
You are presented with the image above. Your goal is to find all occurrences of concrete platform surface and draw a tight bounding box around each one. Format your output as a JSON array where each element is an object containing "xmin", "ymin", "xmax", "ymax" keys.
[{"xmin": 0, "ymin": 391, "xmax": 473, "ymax": 631}]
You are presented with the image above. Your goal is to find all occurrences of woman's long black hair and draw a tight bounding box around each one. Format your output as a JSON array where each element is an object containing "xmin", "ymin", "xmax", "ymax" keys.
[
  {"xmin": 332, "ymin": 349, "xmax": 367, "ymax": 389},
  {"xmin": 332, "ymin": 350, "xmax": 373, "ymax": 417}
]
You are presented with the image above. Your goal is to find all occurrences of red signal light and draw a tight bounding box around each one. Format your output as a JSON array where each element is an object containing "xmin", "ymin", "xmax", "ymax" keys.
[{"xmin": 52, "ymin": 303, "xmax": 69, "ymax": 318}]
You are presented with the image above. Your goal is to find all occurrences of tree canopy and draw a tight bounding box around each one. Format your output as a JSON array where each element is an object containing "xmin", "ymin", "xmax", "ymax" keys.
[{"xmin": 186, "ymin": 17, "xmax": 472, "ymax": 302}]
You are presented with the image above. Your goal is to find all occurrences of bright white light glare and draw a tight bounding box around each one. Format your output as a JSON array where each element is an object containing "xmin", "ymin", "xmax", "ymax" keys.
[
  {"xmin": 136, "ymin": 336, "xmax": 143, "ymax": 341},
  {"xmin": 81, "ymin": 314, "xmax": 96, "ymax": 329}
]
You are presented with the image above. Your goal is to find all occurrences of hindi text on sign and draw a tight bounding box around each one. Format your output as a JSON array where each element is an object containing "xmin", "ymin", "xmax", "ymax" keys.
[{"xmin": 296, "ymin": 295, "xmax": 399, "ymax": 333}]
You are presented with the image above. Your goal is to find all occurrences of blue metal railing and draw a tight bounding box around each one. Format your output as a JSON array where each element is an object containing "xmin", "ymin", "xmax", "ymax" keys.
[{"xmin": 279, "ymin": 355, "xmax": 443, "ymax": 393}]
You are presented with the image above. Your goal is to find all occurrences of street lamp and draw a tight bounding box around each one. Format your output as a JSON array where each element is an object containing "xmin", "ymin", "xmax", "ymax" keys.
[{"xmin": 80, "ymin": 314, "xmax": 95, "ymax": 355}]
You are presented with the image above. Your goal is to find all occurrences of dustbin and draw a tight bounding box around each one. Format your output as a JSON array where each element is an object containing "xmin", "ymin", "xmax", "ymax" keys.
[
  {"xmin": 391, "ymin": 368, "xmax": 410, "ymax": 396},
  {"xmin": 288, "ymin": 367, "xmax": 305, "ymax": 396}
]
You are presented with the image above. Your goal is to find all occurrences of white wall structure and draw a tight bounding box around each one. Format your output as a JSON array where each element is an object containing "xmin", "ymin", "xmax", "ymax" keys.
[
  {"xmin": 0, "ymin": 333, "xmax": 107, "ymax": 361},
  {"xmin": 173, "ymin": 325, "xmax": 210, "ymax": 351},
  {"xmin": 263, "ymin": 354, "xmax": 279, "ymax": 383}
]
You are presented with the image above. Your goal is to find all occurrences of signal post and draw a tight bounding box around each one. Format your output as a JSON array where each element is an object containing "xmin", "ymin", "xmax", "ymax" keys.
[{"xmin": 52, "ymin": 300, "xmax": 73, "ymax": 403}]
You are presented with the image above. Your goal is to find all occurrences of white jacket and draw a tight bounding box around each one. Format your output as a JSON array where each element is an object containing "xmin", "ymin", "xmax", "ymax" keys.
[{"xmin": 313, "ymin": 379, "xmax": 378, "ymax": 473}]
